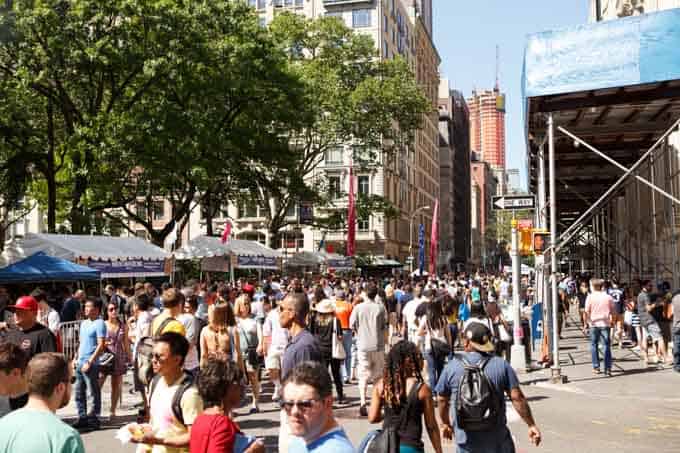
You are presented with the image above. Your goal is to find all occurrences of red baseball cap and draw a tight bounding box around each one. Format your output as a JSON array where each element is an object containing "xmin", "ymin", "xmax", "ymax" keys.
[
  {"xmin": 242, "ymin": 284, "xmax": 255, "ymax": 296},
  {"xmin": 8, "ymin": 296, "xmax": 39, "ymax": 312}
]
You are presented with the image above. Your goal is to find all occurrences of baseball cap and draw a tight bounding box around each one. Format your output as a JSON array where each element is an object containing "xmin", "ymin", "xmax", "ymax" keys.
[
  {"xmin": 8, "ymin": 296, "xmax": 39, "ymax": 312},
  {"xmin": 463, "ymin": 322, "xmax": 495, "ymax": 353}
]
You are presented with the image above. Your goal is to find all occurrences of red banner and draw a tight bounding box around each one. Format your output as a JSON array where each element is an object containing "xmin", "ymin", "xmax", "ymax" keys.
[{"xmin": 429, "ymin": 199, "xmax": 439, "ymax": 275}]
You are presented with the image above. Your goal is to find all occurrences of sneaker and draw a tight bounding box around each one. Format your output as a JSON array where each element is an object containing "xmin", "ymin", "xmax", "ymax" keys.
[
  {"xmin": 359, "ymin": 405, "xmax": 368, "ymax": 417},
  {"xmin": 272, "ymin": 387, "xmax": 280, "ymax": 401},
  {"xmin": 71, "ymin": 419, "xmax": 89, "ymax": 430},
  {"xmin": 337, "ymin": 396, "xmax": 346, "ymax": 405}
]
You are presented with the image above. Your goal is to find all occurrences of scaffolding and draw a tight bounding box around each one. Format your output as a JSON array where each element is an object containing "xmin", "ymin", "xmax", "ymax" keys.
[{"xmin": 523, "ymin": 9, "xmax": 680, "ymax": 381}]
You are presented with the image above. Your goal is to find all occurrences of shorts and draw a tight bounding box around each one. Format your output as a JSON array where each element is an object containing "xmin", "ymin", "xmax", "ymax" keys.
[
  {"xmin": 613, "ymin": 302, "xmax": 624, "ymax": 315},
  {"xmin": 644, "ymin": 323, "xmax": 663, "ymax": 342},
  {"xmin": 265, "ymin": 346, "xmax": 285, "ymax": 370},
  {"xmin": 357, "ymin": 350, "xmax": 385, "ymax": 383},
  {"xmin": 659, "ymin": 320, "xmax": 672, "ymax": 343}
]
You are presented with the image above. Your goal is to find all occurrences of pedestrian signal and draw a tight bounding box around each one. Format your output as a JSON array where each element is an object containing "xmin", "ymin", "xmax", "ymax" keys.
[{"xmin": 532, "ymin": 231, "xmax": 549, "ymax": 254}]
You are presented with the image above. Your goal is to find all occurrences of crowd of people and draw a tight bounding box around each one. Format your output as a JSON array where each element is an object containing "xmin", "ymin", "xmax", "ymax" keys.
[
  {"xmin": 0, "ymin": 270, "xmax": 675, "ymax": 452},
  {"xmin": 558, "ymin": 275, "xmax": 679, "ymax": 374}
]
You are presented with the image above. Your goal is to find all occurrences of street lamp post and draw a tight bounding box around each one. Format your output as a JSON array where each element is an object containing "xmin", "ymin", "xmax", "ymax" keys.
[{"xmin": 408, "ymin": 205, "xmax": 431, "ymax": 274}]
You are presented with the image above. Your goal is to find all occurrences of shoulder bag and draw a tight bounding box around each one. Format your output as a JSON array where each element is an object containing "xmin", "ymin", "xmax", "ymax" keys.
[{"xmin": 332, "ymin": 318, "xmax": 346, "ymax": 360}]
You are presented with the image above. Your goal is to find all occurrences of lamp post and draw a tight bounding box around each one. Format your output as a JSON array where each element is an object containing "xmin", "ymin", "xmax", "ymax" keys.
[{"xmin": 408, "ymin": 205, "xmax": 431, "ymax": 274}]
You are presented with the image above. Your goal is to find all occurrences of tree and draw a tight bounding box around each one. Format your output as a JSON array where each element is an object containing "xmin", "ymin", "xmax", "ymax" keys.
[
  {"xmin": 1, "ymin": 1, "xmax": 305, "ymax": 244},
  {"xmin": 249, "ymin": 13, "xmax": 429, "ymax": 248}
]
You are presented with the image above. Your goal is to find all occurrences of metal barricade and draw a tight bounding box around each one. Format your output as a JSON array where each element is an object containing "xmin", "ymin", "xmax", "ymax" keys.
[{"xmin": 58, "ymin": 320, "xmax": 82, "ymax": 361}]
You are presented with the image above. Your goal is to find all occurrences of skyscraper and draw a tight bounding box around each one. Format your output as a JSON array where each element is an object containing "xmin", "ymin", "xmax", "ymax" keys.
[{"xmin": 467, "ymin": 87, "xmax": 506, "ymax": 170}]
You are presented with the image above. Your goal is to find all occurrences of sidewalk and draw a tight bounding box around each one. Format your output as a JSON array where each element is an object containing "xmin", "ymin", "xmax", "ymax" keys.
[{"xmin": 520, "ymin": 310, "xmax": 679, "ymax": 402}]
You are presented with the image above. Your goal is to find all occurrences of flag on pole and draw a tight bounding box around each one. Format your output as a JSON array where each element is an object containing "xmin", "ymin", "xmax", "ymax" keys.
[
  {"xmin": 429, "ymin": 199, "xmax": 439, "ymax": 275},
  {"xmin": 347, "ymin": 164, "xmax": 356, "ymax": 257},
  {"xmin": 220, "ymin": 219, "xmax": 232, "ymax": 244},
  {"xmin": 418, "ymin": 224, "xmax": 425, "ymax": 276}
]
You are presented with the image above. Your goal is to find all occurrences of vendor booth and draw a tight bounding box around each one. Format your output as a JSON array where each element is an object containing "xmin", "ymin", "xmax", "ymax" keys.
[
  {"xmin": 0, "ymin": 252, "xmax": 100, "ymax": 283},
  {"xmin": 0, "ymin": 233, "xmax": 169, "ymax": 279},
  {"xmin": 285, "ymin": 250, "xmax": 353, "ymax": 274},
  {"xmin": 173, "ymin": 236, "xmax": 282, "ymax": 281}
]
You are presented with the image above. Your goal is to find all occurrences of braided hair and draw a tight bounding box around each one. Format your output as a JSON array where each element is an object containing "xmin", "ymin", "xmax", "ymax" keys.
[{"xmin": 382, "ymin": 340, "xmax": 424, "ymax": 408}]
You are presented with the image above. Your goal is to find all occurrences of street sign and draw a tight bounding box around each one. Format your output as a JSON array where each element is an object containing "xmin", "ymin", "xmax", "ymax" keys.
[{"xmin": 492, "ymin": 194, "xmax": 536, "ymax": 210}]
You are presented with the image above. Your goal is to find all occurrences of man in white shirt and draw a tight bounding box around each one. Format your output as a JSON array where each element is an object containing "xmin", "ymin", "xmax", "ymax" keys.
[
  {"xmin": 262, "ymin": 296, "xmax": 290, "ymax": 400},
  {"xmin": 401, "ymin": 285, "xmax": 424, "ymax": 346}
]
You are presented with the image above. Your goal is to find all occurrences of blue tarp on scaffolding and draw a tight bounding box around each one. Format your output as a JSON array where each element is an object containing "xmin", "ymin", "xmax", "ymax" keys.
[{"xmin": 523, "ymin": 8, "xmax": 680, "ymax": 99}]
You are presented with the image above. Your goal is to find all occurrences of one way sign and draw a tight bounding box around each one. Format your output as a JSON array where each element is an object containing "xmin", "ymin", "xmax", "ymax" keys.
[{"xmin": 492, "ymin": 194, "xmax": 535, "ymax": 210}]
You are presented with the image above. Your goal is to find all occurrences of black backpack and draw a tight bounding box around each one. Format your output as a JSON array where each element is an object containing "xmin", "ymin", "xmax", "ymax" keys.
[
  {"xmin": 148, "ymin": 371, "xmax": 195, "ymax": 426},
  {"xmin": 455, "ymin": 354, "xmax": 503, "ymax": 431}
]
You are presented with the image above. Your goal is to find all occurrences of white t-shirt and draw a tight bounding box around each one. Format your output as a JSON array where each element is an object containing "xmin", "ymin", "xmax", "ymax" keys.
[
  {"xmin": 144, "ymin": 376, "xmax": 203, "ymax": 453},
  {"xmin": 178, "ymin": 314, "xmax": 200, "ymax": 371},
  {"xmin": 419, "ymin": 315, "xmax": 447, "ymax": 353},
  {"xmin": 263, "ymin": 308, "xmax": 289, "ymax": 350},
  {"xmin": 500, "ymin": 281, "xmax": 510, "ymax": 298}
]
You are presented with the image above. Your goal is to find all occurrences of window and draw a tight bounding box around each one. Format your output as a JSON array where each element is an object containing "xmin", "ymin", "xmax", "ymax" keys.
[
  {"xmin": 358, "ymin": 175, "xmax": 370, "ymax": 196},
  {"xmin": 135, "ymin": 202, "xmax": 145, "ymax": 219},
  {"xmin": 352, "ymin": 9, "xmax": 371, "ymax": 28},
  {"xmin": 295, "ymin": 0, "xmax": 303, "ymax": 5},
  {"xmin": 328, "ymin": 175, "xmax": 342, "ymax": 199},
  {"xmin": 358, "ymin": 216, "xmax": 369, "ymax": 231},
  {"xmin": 135, "ymin": 230, "xmax": 147, "ymax": 239},
  {"xmin": 153, "ymin": 201, "xmax": 165, "ymax": 220},
  {"xmin": 285, "ymin": 203, "xmax": 297, "ymax": 218},
  {"xmin": 325, "ymin": 147, "xmax": 343, "ymax": 164},
  {"xmin": 238, "ymin": 202, "xmax": 259, "ymax": 218}
]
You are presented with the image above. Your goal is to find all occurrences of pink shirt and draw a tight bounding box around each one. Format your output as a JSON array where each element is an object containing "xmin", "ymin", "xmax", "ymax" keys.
[{"xmin": 585, "ymin": 291, "xmax": 614, "ymax": 327}]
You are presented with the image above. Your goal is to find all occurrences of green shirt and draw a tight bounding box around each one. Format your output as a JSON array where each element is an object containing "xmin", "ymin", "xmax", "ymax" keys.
[{"xmin": 0, "ymin": 408, "xmax": 85, "ymax": 453}]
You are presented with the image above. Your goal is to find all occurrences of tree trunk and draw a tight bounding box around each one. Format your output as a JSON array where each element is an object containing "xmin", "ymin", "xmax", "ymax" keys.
[
  {"xmin": 204, "ymin": 190, "xmax": 213, "ymax": 236},
  {"xmin": 46, "ymin": 98, "xmax": 56, "ymax": 233}
]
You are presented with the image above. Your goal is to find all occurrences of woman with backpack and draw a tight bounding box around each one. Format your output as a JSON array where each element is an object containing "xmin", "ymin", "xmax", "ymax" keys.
[
  {"xmin": 364, "ymin": 340, "xmax": 443, "ymax": 453},
  {"xmin": 234, "ymin": 294, "xmax": 262, "ymax": 414},
  {"xmin": 417, "ymin": 297, "xmax": 451, "ymax": 393}
]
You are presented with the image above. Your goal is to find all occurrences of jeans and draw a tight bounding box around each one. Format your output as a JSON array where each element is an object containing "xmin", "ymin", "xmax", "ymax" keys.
[
  {"xmin": 673, "ymin": 330, "xmax": 680, "ymax": 372},
  {"xmin": 341, "ymin": 329, "xmax": 353, "ymax": 381},
  {"xmin": 75, "ymin": 360, "xmax": 101, "ymax": 423},
  {"xmin": 590, "ymin": 326, "xmax": 612, "ymax": 371},
  {"xmin": 424, "ymin": 351, "xmax": 445, "ymax": 392}
]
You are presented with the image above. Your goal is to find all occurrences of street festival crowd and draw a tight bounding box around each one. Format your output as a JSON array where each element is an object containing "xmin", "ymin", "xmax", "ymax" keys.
[{"xmin": 0, "ymin": 272, "xmax": 678, "ymax": 453}]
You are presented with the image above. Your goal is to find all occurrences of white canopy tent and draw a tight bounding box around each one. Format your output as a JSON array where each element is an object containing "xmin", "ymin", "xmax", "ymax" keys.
[
  {"xmin": 0, "ymin": 233, "xmax": 170, "ymax": 278},
  {"xmin": 173, "ymin": 237, "xmax": 282, "ymax": 278}
]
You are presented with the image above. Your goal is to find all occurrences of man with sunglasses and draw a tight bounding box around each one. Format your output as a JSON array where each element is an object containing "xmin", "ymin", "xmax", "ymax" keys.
[
  {"xmin": 0, "ymin": 352, "xmax": 85, "ymax": 453},
  {"xmin": 133, "ymin": 332, "xmax": 202, "ymax": 453},
  {"xmin": 283, "ymin": 361, "xmax": 354, "ymax": 453}
]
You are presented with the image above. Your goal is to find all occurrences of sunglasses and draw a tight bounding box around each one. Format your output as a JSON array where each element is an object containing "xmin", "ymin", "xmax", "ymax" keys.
[
  {"xmin": 281, "ymin": 399, "xmax": 320, "ymax": 413},
  {"xmin": 151, "ymin": 353, "xmax": 165, "ymax": 363},
  {"xmin": 107, "ymin": 307, "xmax": 117, "ymax": 312}
]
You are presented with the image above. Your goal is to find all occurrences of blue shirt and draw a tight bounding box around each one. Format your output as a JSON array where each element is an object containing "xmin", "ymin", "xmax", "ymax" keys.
[
  {"xmin": 281, "ymin": 329, "xmax": 321, "ymax": 381},
  {"xmin": 288, "ymin": 427, "xmax": 354, "ymax": 453},
  {"xmin": 77, "ymin": 318, "xmax": 106, "ymax": 363},
  {"xmin": 435, "ymin": 352, "xmax": 519, "ymax": 445}
]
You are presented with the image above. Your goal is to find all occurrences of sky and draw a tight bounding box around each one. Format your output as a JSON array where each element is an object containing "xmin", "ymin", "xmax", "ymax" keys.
[{"xmin": 433, "ymin": 0, "xmax": 590, "ymax": 189}]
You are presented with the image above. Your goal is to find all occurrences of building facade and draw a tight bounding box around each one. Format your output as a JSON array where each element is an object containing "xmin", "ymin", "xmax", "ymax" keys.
[
  {"xmin": 438, "ymin": 80, "xmax": 471, "ymax": 271},
  {"xmin": 470, "ymin": 156, "xmax": 498, "ymax": 270},
  {"xmin": 467, "ymin": 88, "xmax": 506, "ymax": 170}
]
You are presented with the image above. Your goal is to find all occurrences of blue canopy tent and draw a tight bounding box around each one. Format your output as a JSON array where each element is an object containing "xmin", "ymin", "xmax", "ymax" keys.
[{"xmin": 0, "ymin": 252, "xmax": 101, "ymax": 283}]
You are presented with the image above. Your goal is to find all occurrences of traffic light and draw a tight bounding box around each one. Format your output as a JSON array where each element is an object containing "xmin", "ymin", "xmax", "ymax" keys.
[
  {"xmin": 532, "ymin": 231, "xmax": 549, "ymax": 254},
  {"xmin": 519, "ymin": 228, "xmax": 533, "ymax": 256}
]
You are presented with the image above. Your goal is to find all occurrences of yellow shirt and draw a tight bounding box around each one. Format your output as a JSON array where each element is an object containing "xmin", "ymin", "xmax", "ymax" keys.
[{"xmin": 151, "ymin": 312, "xmax": 186, "ymax": 337}]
